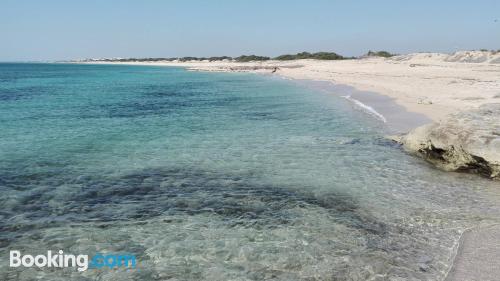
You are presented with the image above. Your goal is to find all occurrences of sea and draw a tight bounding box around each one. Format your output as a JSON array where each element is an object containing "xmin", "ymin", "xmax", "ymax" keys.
[{"xmin": 1, "ymin": 63, "xmax": 499, "ymax": 281}]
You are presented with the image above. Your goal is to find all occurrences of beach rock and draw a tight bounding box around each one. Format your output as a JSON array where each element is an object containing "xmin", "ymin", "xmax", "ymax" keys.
[{"xmin": 398, "ymin": 104, "xmax": 500, "ymax": 179}]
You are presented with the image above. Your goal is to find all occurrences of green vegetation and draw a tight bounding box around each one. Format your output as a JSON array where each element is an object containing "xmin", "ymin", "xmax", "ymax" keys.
[
  {"xmin": 366, "ymin": 50, "xmax": 395, "ymax": 58},
  {"xmin": 310, "ymin": 52, "xmax": 345, "ymax": 60},
  {"xmin": 87, "ymin": 49, "xmax": 413, "ymax": 63},
  {"xmin": 208, "ymin": 56, "xmax": 232, "ymax": 61},
  {"xmin": 178, "ymin": 56, "xmax": 202, "ymax": 62},
  {"xmin": 273, "ymin": 54, "xmax": 296, "ymax": 60},
  {"xmin": 274, "ymin": 51, "xmax": 344, "ymax": 60},
  {"xmin": 234, "ymin": 55, "xmax": 270, "ymax": 62}
]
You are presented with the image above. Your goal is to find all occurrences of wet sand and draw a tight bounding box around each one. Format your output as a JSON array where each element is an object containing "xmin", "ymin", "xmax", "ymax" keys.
[
  {"xmin": 446, "ymin": 225, "xmax": 500, "ymax": 281},
  {"xmin": 290, "ymin": 79, "xmax": 431, "ymax": 133}
]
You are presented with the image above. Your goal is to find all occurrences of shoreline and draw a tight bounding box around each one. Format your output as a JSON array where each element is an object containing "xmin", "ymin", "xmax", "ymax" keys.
[
  {"xmin": 78, "ymin": 60, "xmax": 432, "ymax": 133},
  {"xmin": 71, "ymin": 57, "xmax": 500, "ymax": 280},
  {"xmin": 76, "ymin": 52, "xmax": 500, "ymax": 126},
  {"xmin": 445, "ymin": 224, "xmax": 500, "ymax": 281},
  {"xmin": 287, "ymin": 79, "xmax": 431, "ymax": 133}
]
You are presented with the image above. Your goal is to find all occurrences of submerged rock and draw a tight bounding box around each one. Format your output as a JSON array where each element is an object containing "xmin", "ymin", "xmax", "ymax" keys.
[{"xmin": 398, "ymin": 104, "xmax": 500, "ymax": 179}]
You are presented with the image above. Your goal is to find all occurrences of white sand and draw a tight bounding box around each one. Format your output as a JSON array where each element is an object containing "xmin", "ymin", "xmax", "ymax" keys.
[
  {"xmin": 97, "ymin": 51, "xmax": 500, "ymax": 123},
  {"xmin": 446, "ymin": 224, "xmax": 500, "ymax": 281}
]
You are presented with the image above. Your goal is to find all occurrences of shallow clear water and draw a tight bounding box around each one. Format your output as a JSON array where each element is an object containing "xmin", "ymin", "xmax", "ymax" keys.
[{"xmin": 0, "ymin": 63, "xmax": 499, "ymax": 281}]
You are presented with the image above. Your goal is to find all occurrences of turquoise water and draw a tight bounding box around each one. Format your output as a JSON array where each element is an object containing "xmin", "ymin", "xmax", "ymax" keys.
[{"xmin": 1, "ymin": 63, "xmax": 499, "ymax": 280}]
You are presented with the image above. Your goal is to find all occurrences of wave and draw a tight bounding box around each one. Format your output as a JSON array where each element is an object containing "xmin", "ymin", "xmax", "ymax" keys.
[{"xmin": 342, "ymin": 95, "xmax": 387, "ymax": 123}]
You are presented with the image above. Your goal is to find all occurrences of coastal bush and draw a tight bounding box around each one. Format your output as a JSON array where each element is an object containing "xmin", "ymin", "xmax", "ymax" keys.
[
  {"xmin": 311, "ymin": 52, "xmax": 344, "ymax": 60},
  {"xmin": 179, "ymin": 57, "xmax": 204, "ymax": 62},
  {"xmin": 274, "ymin": 51, "xmax": 344, "ymax": 60},
  {"xmin": 235, "ymin": 55, "xmax": 270, "ymax": 62},
  {"xmin": 366, "ymin": 50, "xmax": 395, "ymax": 58},
  {"xmin": 88, "ymin": 51, "xmax": 353, "ymax": 63},
  {"xmin": 295, "ymin": 52, "xmax": 314, "ymax": 59},
  {"xmin": 208, "ymin": 56, "xmax": 233, "ymax": 61},
  {"xmin": 274, "ymin": 54, "xmax": 297, "ymax": 60}
]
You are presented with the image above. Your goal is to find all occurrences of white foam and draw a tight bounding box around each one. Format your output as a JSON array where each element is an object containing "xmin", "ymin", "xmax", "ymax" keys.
[{"xmin": 342, "ymin": 95, "xmax": 387, "ymax": 123}]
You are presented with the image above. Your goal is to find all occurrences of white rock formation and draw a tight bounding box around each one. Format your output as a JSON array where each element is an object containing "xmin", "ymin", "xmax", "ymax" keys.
[{"xmin": 399, "ymin": 104, "xmax": 500, "ymax": 179}]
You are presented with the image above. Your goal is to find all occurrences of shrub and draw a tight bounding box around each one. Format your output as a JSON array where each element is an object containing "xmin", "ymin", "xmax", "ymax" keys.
[
  {"xmin": 274, "ymin": 51, "xmax": 344, "ymax": 60},
  {"xmin": 179, "ymin": 56, "xmax": 201, "ymax": 62},
  {"xmin": 235, "ymin": 55, "xmax": 270, "ymax": 62},
  {"xmin": 274, "ymin": 54, "xmax": 296, "ymax": 60},
  {"xmin": 310, "ymin": 52, "xmax": 344, "ymax": 60},
  {"xmin": 366, "ymin": 50, "xmax": 395, "ymax": 58},
  {"xmin": 208, "ymin": 56, "xmax": 233, "ymax": 61}
]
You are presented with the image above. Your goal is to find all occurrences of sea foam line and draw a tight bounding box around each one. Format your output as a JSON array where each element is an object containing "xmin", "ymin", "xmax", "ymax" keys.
[{"xmin": 342, "ymin": 95, "xmax": 387, "ymax": 123}]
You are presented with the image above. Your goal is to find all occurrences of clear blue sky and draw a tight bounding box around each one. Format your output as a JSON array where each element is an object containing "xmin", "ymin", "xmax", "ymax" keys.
[{"xmin": 1, "ymin": 0, "xmax": 499, "ymax": 61}]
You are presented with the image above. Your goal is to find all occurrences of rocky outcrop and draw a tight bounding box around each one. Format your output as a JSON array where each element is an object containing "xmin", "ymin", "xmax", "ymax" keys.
[{"xmin": 397, "ymin": 104, "xmax": 500, "ymax": 179}]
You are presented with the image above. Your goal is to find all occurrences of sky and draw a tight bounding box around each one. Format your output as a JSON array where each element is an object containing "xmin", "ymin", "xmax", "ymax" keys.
[{"xmin": 1, "ymin": 0, "xmax": 499, "ymax": 61}]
